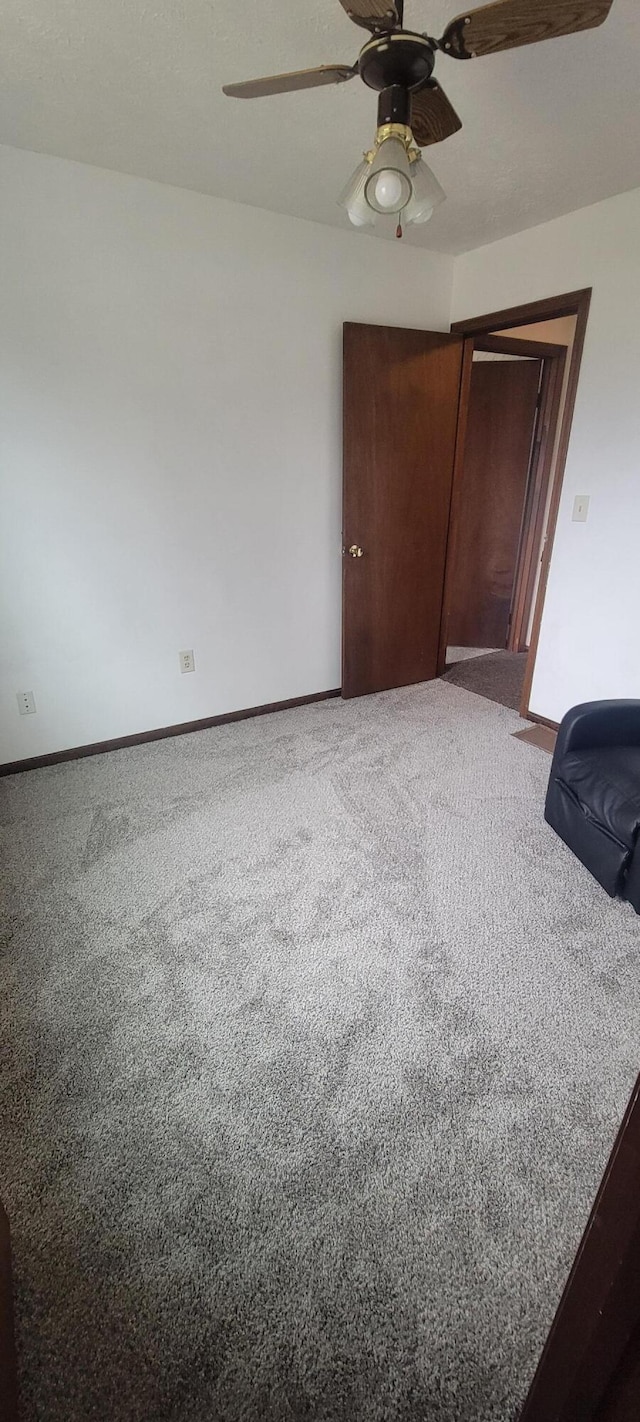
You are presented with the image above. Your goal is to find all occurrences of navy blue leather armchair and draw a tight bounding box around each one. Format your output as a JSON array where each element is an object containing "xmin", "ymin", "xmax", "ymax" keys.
[{"xmin": 545, "ymin": 700, "xmax": 640, "ymax": 913}]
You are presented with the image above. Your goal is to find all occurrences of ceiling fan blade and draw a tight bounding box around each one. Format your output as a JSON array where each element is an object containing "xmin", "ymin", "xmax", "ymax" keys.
[
  {"xmin": 410, "ymin": 83, "xmax": 463, "ymax": 146},
  {"xmin": 439, "ymin": 0, "xmax": 614, "ymax": 59},
  {"xmin": 336, "ymin": 0, "xmax": 401, "ymax": 32},
  {"xmin": 223, "ymin": 64, "xmax": 356, "ymax": 99}
]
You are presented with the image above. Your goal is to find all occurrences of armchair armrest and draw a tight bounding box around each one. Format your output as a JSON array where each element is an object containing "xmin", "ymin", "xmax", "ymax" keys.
[{"xmin": 555, "ymin": 700, "xmax": 640, "ymax": 760}]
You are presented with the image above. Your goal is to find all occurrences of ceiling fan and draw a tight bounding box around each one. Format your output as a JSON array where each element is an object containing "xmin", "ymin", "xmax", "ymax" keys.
[{"xmin": 223, "ymin": 0, "xmax": 615, "ymax": 236}]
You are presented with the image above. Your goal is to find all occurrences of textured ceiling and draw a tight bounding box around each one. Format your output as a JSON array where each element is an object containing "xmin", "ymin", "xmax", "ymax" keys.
[{"xmin": 1, "ymin": 0, "xmax": 639, "ymax": 253}]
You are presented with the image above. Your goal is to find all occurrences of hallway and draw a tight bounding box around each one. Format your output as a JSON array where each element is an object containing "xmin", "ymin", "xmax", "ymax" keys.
[{"xmin": 441, "ymin": 647, "xmax": 527, "ymax": 712}]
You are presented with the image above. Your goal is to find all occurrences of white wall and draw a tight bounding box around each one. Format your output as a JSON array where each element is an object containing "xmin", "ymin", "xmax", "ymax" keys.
[
  {"xmin": 5, "ymin": 146, "xmax": 639, "ymax": 755},
  {"xmin": 0, "ymin": 145, "xmax": 453, "ymax": 761},
  {"xmin": 453, "ymin": 188, "xmax": 640, "ymax": 723}
]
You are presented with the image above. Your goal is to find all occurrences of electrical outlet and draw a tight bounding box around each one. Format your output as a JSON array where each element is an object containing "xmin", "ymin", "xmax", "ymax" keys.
[
  {"xmin": 572, "ymin": 495, "xmax": 590, "ymax": 523},
  {"xmin": 17, "ymin": 690, "xmax": 36, "ymax": 716},
  {"xmin": 179, "ymin": 650, "xmax": 195, "ymax": 675}
]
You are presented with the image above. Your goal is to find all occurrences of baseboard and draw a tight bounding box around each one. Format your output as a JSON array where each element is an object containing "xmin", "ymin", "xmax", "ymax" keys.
[
  {"xmin": 0, "ymin": 689, "xmax": 342, "ymax": 777},
  {"xmin": 525, "ymin": 711, "xmax": 560, "ymax": 732}
]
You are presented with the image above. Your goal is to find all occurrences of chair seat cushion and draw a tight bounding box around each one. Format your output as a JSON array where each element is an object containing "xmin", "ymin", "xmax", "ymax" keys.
[{"xmin": 557, "ymin": 746, "xmax": 640, "ymax": 850}]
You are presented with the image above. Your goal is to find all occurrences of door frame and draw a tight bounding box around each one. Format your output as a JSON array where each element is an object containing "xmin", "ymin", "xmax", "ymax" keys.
[
  {"xmin": 439, "ymin": 288, "xmax": 592, "ymax": 725},
  {"xmin": 472, "ymin": 335, "xmax": 567, "ymax": 657}
]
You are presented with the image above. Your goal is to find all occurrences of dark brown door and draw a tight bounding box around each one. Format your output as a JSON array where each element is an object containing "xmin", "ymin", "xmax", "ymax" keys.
[
  {"xmin": 342, "ymin": 322, "xmax": 464, "ymax": 699},
  {"xmin": 445, "ymin": 358, "xmax": 541, "ymax": 649}
]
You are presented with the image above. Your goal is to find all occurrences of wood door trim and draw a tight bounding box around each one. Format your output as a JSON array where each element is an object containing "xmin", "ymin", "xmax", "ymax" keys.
[
  {"xmin": 520, "ymin": 1071, "xmax": 640, "ymax": 1422},
  {"xmin": 508, "ymin": 348, "xmax": 566, "ymax": 652},
  {"xmin": 519, "ymin": 290, "xmax": 591, "ymax": 716},
  {"xmin": 436, "ymin": 336, "xmax": 475, "ymax": 674},
  {"xmin": 451, "ymin": 289, "xmax": 592, "ymax": 337},
  {"xmin": 449, "ymin": 289, "xmax": 592, "ymax": 720},
  {"xmin": 474, "ymin": 335, "xmax": 567, "ymax": 360}
]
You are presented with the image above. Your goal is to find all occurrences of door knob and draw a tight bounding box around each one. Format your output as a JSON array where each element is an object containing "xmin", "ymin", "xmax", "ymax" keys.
[{"xmin": 347, "ymin": 544, "xmax": 364, "ymax": 558}]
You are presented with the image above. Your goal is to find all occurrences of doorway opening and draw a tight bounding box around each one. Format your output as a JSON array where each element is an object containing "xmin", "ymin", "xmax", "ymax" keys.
[
  {"xmin": 440, "ymin": 319, "xmax": 574, "ymax": 712},
  {"xmin": 438, "ymin": 290, "xmax": 591, "ymax": 722},
  {"xmin": 341, "ymin": 289, "xmax": 591, "ymax": 724}
]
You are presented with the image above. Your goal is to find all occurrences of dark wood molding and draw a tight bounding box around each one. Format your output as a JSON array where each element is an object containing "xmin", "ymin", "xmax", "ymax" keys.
[
  {"xmin": 508, "ymin": 347, "xmax": 566, "ymax": 654},
  {"xmin": 0, "ymin": 689, "xmax": 341, "ymax": 777},
  {"xmin": 451, "ymin": 288, "xmax": 592, "ymax": 337},
  {"xmin": 525, "ymin": 710, "xmax": 560, "ymax": 732},
  {"xmin": 519, "ymin": 289, "xmax": 592, "ymax": 718},
  {"xmin": 474, "ymin": 335, "xmax": 567, "ymax": 360},
  {"xmin": 520, "ymin": 1071, "xmax": 640, "ymax": 1422},
  {"xmin": 436, "ymin": 336, "xmax": 475, "ymax": 674}
]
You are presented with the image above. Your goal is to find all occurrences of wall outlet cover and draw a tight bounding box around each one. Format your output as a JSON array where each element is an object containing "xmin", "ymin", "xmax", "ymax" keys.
[
  {"xmin": 17, "ymin": 690, "xmax": 37, "ymax": 715},
  {"xmin": 179, "ymin": 650, "xmax": 195, "ymax": 674}
]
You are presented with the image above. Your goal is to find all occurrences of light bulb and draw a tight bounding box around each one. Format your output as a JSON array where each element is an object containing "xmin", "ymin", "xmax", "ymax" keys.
[
  {"xmin": 364, "ymin": 137, "xmax": 412, "ymax": 215},
  {"xmin": 373, "ymin": 170, "xmax": 404, "ymax": 211}
]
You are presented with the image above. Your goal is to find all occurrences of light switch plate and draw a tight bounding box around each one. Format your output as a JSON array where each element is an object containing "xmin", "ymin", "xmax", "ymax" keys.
[{"xmin": 572, "ymin": 495, "xmax": 590, "ymax": 523}]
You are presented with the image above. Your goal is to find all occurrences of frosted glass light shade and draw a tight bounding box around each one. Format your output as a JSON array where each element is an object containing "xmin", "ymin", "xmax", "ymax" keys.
[
  {"xmin": 364, "ymin": 137, "xmax": 412, "ymax": 215},
  {"xmin": 338, "ymin": 144, "xmax": 446, "ymax": 231},
  {"xmin": 337, "ymin": 159, "xmax": 376, "ymax": 227},
  {"xmin": 403, "ymin": 156, "xmax": 446, "ymax": 225}
]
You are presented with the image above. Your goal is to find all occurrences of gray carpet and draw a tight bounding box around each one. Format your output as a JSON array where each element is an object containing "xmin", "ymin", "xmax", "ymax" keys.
[
  {"xmin": 442, "ymin": 651, "xmax": 528, "ymax": 712},
  {"xmin": 1, "ymin": 681, "xmax": 639, "ymax": 1422}
]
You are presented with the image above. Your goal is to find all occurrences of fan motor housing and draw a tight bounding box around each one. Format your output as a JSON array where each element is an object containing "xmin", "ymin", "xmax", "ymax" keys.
[{"xmin": 358, "ymin": 32, "xmax": 436, "ymax": 93}]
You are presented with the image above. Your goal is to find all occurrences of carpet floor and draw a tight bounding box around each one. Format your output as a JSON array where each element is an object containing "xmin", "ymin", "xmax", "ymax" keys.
[
  {"xmin": 1, "ymin": 682, "xmax": 639, "ymax": 1422},
  {"xmin": 442, "ymin": 652, "xmax": 527, "ymax": 712}
]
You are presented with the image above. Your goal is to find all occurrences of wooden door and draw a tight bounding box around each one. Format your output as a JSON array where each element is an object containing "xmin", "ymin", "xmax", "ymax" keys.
[
  {"xmin": 342, "ymin": 323, "xmax": 464, "ymax": 699},
  {"xmin": 445, "ymin": 358, "xmax": 541, "ymax": 649}
]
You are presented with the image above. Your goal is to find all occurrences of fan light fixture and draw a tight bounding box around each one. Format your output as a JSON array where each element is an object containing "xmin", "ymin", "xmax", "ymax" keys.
[
  {"xmin": 339, "ymin": 124, "xmax": 444, "ymax": 235},
  {"xmin": 223, "ymin": 0, "xmax": 616, "ymax": 239}
]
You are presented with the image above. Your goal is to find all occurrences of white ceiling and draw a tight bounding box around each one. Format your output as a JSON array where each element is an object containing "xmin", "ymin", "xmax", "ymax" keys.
[{"xmin": 1, "ymin": 0, "xmax": 639, "ymax": 253}]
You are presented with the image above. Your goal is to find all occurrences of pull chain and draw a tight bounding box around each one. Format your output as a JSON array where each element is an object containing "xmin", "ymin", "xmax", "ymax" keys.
[{"xmin": 395, "ymin": 221, "xmax": 403, "ymax": 240}]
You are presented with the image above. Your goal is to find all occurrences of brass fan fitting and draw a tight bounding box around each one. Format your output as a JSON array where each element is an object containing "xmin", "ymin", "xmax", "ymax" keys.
[{"xmin": 367, "ymin": 122, "xmax": 421, "ymax": 162}]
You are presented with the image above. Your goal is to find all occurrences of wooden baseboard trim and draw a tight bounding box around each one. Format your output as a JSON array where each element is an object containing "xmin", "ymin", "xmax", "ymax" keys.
[
  {"xmin": 0, "ymin": 689, "xmax": 342, "ymax": 777},
  {"xmin": 525, "ymin": 711, "xmax": 560, "ymax": 732}
]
